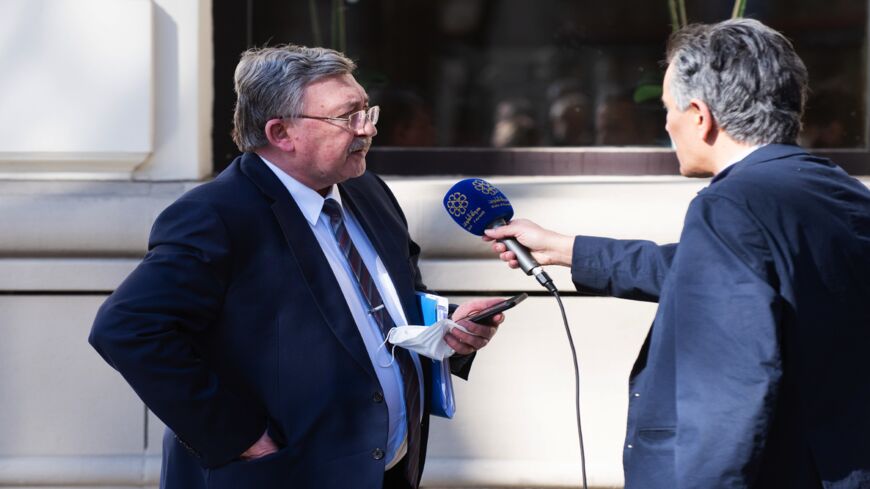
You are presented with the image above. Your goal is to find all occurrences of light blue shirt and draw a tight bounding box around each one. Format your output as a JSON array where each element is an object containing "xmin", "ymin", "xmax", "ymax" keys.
[{"xmin": 259, "ymin": 156, "xmax": 423, "ymax": 469}]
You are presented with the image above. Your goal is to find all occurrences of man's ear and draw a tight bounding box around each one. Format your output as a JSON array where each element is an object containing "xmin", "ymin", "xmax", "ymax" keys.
[
  {"xmin": 264, "ymin": 119, "xmax": 295, "ymax": 152},
  {"xmin": 689, "ymin": 98, "xmax": 716, "ymax": 144}
]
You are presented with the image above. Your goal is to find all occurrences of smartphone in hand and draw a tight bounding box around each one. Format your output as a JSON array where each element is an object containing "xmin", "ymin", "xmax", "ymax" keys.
[{"xmin": 462, "ymin": 293, "xmax": 528, "ymax": 323}]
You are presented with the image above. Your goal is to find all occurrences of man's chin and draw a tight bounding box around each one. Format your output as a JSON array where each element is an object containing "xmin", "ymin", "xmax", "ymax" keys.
[
  {"xmin": 350, "ymin": 149, "xmax": 367, "ymax": 159},
  {"xmin": 678, "ymin": 160, "xmax": 713, "ymax": 178},
  {"xmin": 681, "ymin": 168, "xmax": 714, "ymax": 178},
  {"xmin": 346, "ymin": 151, "xmax": 367, "ymax": 176}
]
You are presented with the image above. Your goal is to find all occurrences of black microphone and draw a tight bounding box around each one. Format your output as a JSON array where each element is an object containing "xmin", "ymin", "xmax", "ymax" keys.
[{"xmin": 443, "ymin": 178, "xmax": 556, "ymax": 292}]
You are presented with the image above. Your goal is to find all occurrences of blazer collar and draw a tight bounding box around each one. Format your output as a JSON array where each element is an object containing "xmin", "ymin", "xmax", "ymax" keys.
[
  {"xmin": 711, "ymin": 144, "xmax": 809, "ymax": 184},
  {"xmin": 238, "ymin": 152, "xmax": 292, "ymax": 203}
]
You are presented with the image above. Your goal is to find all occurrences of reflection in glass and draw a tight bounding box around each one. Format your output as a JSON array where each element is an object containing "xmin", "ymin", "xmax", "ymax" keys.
[{"xmin": 215, "ymin": 0, "xmax": 867, "ymax": 150}]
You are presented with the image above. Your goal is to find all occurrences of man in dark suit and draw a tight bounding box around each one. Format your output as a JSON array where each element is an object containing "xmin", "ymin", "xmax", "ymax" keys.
[
  {"xmin": 485, "ymin": 19, "xmax": 870, "ymax": 489},
  {"xmin": 89, "ymin": 45, "xmax": 506, "ymax": 489}
]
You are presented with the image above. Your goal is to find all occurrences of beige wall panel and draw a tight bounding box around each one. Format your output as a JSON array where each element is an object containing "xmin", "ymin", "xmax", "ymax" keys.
[
  {"xmin": 421, "ymin": 296, "xmax": 653, "ymax": 488},
  {"xmin": 0, "ymin": 296, "xmax": 144, "ymax": 456},
  {"xmin": 0, "ymin": 0, "xmax": 153, "ymax": 178}
]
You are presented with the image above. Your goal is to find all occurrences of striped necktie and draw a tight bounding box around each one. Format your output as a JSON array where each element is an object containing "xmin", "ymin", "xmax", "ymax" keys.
[{"xmin": 321, "ymin": 198, "xmax": 422, "ymax": 487}]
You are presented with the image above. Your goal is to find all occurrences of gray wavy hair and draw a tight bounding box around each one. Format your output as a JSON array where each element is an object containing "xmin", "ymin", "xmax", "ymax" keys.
[
  {"xmin": 232, "ymin": 45, "xmax": 357, "ymax": 152},
  {"xmin": 666, "ymin": 18, "xmax": 808, "ymax": 145}
]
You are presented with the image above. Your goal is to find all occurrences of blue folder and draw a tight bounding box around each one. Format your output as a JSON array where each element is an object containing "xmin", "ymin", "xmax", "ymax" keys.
[{"xmin": 415, "ymin": 292, "xmax": 455, "ymax": 418}]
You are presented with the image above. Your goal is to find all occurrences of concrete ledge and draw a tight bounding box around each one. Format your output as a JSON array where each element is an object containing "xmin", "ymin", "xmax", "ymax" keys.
[
  {"xmin": 0, "ymin": 181, "xmax": 195, "ymax": 257},
  {"xmin": 0, "ymin": 258, "xmax": 139, "ymax": 292},
  {"xmin": 0, "ymin": 257, "xmax": 568, "ymax": 293},
  {"xmin": 423, "ymin": 459, "xmax": 618, "ymax": 488},
  {"xmin": 2, "ymin": 176, "xmax": 866, "ymax": 285},
  {"xmin": 0, "ymin": 153, "xmax": 151, "ymax": 181},
  {"xmin": 0, "ymin": 176, "xmax": 699, "ymax": 257},
  {"xmin": 0, "ymin": 455, "xmax": 613, "ymax": 488},
  {"xmin": 0, "ymin": 455, "xmax": 160, "ymax": 486}
]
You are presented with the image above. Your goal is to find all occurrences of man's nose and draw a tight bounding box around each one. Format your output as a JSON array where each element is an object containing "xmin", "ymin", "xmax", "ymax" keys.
[{"xmin": 355, "ymin": 119, "xmax": 377, "ymax": 138}]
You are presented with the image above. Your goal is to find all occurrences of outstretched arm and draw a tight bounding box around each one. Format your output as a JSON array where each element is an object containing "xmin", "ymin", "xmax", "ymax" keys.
[{"xmin": 484, "ymin": 219, "xmax": 677, "ymax": 302}]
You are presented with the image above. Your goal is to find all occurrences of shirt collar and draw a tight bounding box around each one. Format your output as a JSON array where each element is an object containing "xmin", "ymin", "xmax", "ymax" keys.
[
  {"xmin": 711, "ymin": 144, "xmax": 765, "ymax": 183},
  {"xmin": 721, "ymin": 144, "xmax": 764, "ymax": 171},
  {"xmin": 257, "ymin": 154, "xmax": 342, "ymax": 226}
]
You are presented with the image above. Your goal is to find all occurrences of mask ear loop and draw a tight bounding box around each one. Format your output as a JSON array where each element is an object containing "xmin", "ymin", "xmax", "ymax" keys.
[{"xmin": 376, "ymin": 328, "xmax": 398, "ymax": 368}]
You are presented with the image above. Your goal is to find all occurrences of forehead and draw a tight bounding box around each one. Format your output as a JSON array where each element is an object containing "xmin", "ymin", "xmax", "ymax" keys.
[
  {"xmin": 661, "ymin": 65, "xmax": 674, "ymax": 102},
  {"xmin": 302, "ymin": 74, "xmax": 367, "ymax": 112}
]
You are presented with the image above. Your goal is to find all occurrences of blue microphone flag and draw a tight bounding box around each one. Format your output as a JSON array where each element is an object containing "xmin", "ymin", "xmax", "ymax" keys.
[{"xmin": 443, "ymin": 178, "xmax": 514, "ymax": 236}]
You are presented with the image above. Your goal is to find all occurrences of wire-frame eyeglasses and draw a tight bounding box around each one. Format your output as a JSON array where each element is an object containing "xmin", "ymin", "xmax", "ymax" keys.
[{"xmin": 282, "ymin": 106, "xmax": 380, "ymax": 131}]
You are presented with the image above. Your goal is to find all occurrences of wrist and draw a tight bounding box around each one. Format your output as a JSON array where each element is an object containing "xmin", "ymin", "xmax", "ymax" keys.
[{"xmin": 555, "ymin": 234, "xmax": 574, "ymax": 267}]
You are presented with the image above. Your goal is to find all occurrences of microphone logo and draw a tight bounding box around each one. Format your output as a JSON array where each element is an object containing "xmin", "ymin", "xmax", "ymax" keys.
[
  {"xmin": 472, "ymin": 179, "xmax": 498, "ymax": 195},
  {"xmin": 446, "ymin": 192, "xmax": 469, "ymax": 216},
  {"xmin": 442, "ymin": 178, "xmax": 513, "ymax": 235}
]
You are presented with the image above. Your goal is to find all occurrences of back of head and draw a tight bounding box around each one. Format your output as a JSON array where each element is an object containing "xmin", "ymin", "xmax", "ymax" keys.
[
  {"xmin": 232, "ymin": 45, "xmax": 357, "ymax": 152},
  {"xmin": 666, "ymin": 18, "xmax": 808, "ymax": 145}
]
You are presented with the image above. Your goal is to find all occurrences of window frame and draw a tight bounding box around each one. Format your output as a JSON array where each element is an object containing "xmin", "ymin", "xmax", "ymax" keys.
[
  {"xmin": 214, "ymin": 0, "xmax": 870, "ymax": 178},
  {"xmin": 366, "ymin": 148, "xmax": 870, "ymax": 176}
]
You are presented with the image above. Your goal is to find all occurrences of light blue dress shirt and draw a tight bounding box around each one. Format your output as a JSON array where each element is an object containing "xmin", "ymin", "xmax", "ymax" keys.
[{"xmin": 259, "ymin": 156, "xmax": 423, "ymax": 469}]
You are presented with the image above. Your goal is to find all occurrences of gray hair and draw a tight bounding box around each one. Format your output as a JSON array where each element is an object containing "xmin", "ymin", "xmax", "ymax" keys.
[
  {"xmin": 666, "ymin": 18, "xmax": 808, "ymax": 145},
  {"xmin": 232, "ymin": 45, "xmax": 357, "ymax": 152}
]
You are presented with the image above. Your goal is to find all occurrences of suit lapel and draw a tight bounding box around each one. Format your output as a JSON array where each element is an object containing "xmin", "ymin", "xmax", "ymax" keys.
[
  {"xmin": 340, "ymin": 179, "xmax": 422, "ymax": 326},
  {"xmin": 239, "ymin": 154, "xmax": 377, "ymax": 381}
]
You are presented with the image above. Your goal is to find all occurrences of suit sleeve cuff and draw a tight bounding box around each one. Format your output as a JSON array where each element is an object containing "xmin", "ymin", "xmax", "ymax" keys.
[
  {"xmin": 571, "ymin": 235, "xmax": 616, "ymax": 294},
  {"xmin": 449, "ymin": 352, "xmax": 475, "ymax": 380}
]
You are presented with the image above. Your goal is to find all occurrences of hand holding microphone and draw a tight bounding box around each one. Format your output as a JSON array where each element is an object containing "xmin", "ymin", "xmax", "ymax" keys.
[
  {"xmin": 442, "ymin": 178, "xmax": 558, "ymax": 291},
  {"xmin": 483, "ymin": 219, "xmax": 575, "ymax": 269}
]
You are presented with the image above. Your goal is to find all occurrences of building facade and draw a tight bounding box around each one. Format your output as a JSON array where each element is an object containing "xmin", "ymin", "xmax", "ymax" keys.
[{"xmin": 1, "ymin": 1, "xmax": 867, "ymax": 488}]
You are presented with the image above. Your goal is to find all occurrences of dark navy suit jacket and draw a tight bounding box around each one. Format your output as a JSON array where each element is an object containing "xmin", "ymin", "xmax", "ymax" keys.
[
  {"xmin": 571, "ymin": 145, "xmax": 870, "ymax": 489},
  {"xmin": 89, "ymin": 153, "xmax": 470, "ymax": 489}
]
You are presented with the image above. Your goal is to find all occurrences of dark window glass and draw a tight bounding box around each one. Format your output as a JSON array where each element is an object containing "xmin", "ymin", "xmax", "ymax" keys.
[{"xmin": 213, "ymin": 0, "xmax": 868, "ymax": 173}]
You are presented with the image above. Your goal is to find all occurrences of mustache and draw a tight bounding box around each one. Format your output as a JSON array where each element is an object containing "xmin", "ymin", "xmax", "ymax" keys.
[{"xmin": 348, "ymin": 138, "xmax": 372, "ymax": 154}]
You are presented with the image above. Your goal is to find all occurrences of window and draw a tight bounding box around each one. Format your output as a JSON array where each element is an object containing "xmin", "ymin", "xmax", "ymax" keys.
[{"xmin": 213, "ymin": 0, "xmax": 870, "ymax": 175}]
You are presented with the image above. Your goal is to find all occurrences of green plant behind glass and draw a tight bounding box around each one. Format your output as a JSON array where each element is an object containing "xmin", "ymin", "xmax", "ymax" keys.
[
  {"xmin": 308, "ymin": 0, "xmax": 347, "ymax": 53},
  {"xmin": 669, "ymin": 0, "xmax": 747, "ymax": 30},
  {"xmin": 636, "ymin": 0, "xmax": 748, "ymax": 103}
]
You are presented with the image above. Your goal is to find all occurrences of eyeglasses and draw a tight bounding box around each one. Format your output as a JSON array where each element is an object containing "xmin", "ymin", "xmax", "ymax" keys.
[{"xmin": 284, "ymin": 106, "xmax": 380, "ymax": 131}]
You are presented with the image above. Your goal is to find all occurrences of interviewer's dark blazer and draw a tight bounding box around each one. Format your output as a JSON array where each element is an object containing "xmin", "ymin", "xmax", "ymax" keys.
[
  {"xmin": 571, "ymin": 144, "xmax": 870, "ymax": 489},
  {"xmin": 89, "ymin": 152, "xmax": 468, "ymax": 489}
]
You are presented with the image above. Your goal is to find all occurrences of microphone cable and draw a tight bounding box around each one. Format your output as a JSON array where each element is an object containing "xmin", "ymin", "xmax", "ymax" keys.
[{"xmin": 551, "ymin": 287, "xmax": 588, "ymax": 489}]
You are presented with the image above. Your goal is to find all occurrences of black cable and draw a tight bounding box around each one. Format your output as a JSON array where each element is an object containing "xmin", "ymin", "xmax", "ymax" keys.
[{"xmin": 552, "ymin": 288, "xmax": 588, "ymax": 489}]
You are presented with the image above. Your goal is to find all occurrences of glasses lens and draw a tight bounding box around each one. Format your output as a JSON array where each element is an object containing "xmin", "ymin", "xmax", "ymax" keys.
[
  {"xmin": 347, "ymin": 110, "xmax": 364, "ymax": 130},
  {"xmin": 348, "ymin": 107, "xmax": 380, "ymax": 130}
]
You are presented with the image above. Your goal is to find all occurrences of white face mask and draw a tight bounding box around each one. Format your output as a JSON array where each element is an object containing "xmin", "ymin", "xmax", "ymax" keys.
[{"xmin": 384, "ymin": 318, "xmax": 469, "ymax": 361}]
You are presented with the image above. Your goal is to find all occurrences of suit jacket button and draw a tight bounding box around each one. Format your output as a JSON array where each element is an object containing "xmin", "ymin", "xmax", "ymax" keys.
[
  {"xmin": 372, "ymin": 448, "xmax": 385, "ymax": 460},
  {"xmin": 373, "ymin": 391, "xmax": 384, "ymax": 403}
]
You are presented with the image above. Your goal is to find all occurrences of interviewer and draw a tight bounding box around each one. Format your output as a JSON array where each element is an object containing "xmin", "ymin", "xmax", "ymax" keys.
[{"xmin": 485, "ymin": 18, "xmax": 870, "ymax": 489}]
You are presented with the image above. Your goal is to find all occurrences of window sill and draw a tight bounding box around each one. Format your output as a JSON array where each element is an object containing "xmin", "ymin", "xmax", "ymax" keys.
[{"xmin": 367, "ymin": 147, "xmax": 870, "ymax": 176}]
